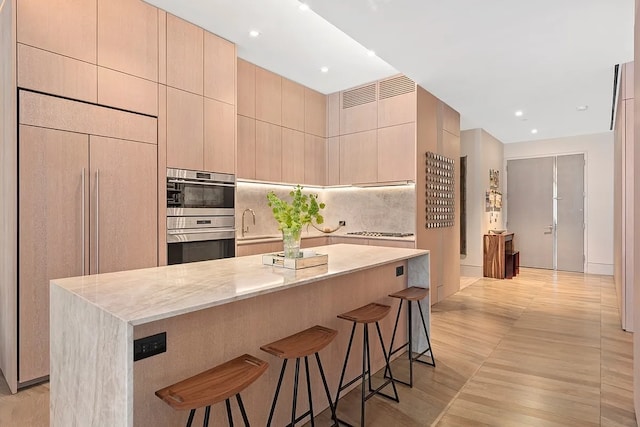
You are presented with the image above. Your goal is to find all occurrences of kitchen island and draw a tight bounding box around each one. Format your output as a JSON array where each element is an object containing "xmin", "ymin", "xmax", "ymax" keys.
[{"xmin": 50, "ymin": 244, "xmax": 430, "ymax": 426}]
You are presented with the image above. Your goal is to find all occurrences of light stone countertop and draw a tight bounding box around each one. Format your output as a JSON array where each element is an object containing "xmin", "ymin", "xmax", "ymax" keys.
[{"xmin": 51, "ymin": 244, "xmax": 428, "ymax": 326}]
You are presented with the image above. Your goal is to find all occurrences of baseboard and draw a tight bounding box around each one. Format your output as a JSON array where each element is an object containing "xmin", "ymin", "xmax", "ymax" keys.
[
  {"xmin": 460, "ymin": 265, "xmax": 482, "ymax": 277},
  {"xmin": 586, "ymin": 263, "xmax": 613, "ymax": 276}
]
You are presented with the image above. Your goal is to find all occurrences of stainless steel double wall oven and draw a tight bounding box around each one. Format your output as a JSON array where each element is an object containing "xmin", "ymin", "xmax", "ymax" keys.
[{"xmin": 166, "ymin": 168, "xmax": 235, "ymax": 264}]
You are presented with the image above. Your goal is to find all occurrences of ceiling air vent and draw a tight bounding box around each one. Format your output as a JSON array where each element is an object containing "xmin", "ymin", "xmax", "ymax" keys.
[
  {"xmin": 342, "ymin": 83, "xmax": 376, "ymax": 109},
  {"xmin": 379, "ymin": 75, "xmax": 415, "ymax": 100}
]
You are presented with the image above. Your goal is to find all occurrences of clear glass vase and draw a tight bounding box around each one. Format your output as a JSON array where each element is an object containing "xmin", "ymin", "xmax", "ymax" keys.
[{"xmin": 282, "ymin": 228, "xmax": 302, "ymax": 258}]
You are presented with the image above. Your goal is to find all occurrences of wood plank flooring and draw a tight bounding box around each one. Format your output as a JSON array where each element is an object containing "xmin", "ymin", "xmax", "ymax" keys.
[{"xmin": 0, "ymin": 268, "xmax": 635, "ymax": 426}]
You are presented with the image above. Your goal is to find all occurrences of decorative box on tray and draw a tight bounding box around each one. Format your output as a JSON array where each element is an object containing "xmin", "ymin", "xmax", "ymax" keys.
[{"xmin": 262, "ymin": 251, "xmax": 328, "ymax": 269}]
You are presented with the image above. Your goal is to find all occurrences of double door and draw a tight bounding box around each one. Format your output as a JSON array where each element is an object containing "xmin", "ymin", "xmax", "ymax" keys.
[
  {"xmin": 18, "ymin": 125, "xmax": 157, "ymax": 382},
  {"xmin": 506, "ymin": 154, "xmax": 584, "ymax": 272}
]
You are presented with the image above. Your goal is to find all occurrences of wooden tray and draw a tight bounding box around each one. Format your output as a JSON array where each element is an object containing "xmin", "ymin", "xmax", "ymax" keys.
[{"xmin": 262, "ymin": 252, "xmax": 328, "ymax": 269}]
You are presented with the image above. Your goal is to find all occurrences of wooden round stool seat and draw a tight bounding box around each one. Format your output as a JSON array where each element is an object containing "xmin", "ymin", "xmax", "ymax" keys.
[
  {"xmin": 261, "ymin": 325, "xmax": 337, "ymax": 359},
  {"xmin": 155, "ymin": 353, "xmax": 268, "ymax": 426},
  {"xmin": 389, "ymin": 286, "xmax": 429, "ymax": 301},
  {"xmin": 261, "ymin": 325, "xmax": 338, "ymax": 426},
  {"xmin": 337, "ymin": 302, "xmax": 391, "ymax": 323}
]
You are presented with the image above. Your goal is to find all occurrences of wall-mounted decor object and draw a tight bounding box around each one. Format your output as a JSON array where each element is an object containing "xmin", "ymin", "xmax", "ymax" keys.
[
  {"xmin": 425, "ymin": 151, "xmax": 455, "ymax": 228},
  {"xmin": 485, "ymin": 189, "xmax": 502, "ymax": 213},
  {"xmin": 489, "ymin": 168, "xmax": 500, "ymax": 189}
]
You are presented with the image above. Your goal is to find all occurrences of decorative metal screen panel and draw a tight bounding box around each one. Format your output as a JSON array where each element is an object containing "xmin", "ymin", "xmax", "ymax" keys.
[{"xmin": 425, "ymin": 151, "xmax": 455, "ymax": 228}]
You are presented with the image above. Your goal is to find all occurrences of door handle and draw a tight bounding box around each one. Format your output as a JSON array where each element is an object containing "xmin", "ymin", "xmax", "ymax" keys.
[{"xmin": 544, "ymin": 224, "xmax": 553, "ymax": 235}]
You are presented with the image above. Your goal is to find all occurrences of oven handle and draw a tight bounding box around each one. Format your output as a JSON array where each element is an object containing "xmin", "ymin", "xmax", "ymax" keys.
[
  {"xmin": 167, "ymin": 179, "xmax": 235, "ymax": 187},
  {"xmin": 167, "ymin": 228, "xmax": 236, "ymax": 243}
]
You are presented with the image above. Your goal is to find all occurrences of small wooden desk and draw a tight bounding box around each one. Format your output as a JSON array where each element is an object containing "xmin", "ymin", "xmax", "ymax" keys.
[{"xmin": 483, "ymin": 233, "xmax": 517, "ymax": 279}]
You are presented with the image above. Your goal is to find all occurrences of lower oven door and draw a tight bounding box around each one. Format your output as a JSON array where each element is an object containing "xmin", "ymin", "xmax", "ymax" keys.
[{"xmin": 167, "ymin": 228, "xmax": 235, "ymax": 265}]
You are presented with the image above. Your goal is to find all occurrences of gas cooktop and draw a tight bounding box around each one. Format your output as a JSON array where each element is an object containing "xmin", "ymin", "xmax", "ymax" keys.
[{"xmin": 346, "ymin": 231, "xmax": 414, "ymax": 238}]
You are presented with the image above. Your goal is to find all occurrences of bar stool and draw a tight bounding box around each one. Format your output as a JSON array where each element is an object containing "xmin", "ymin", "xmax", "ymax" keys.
[
  {"xmin": 260, "ymin": 325, "xmax": 337, "ymax": 427},
  {"xmin": 386, "ymin": 286, "xmax": 435, "ymax": 388},
  {"xmin": 333, "ymin": 303, "xmax": 399, "ymax": 426},
  {"xmin": 155, "ymin": 354, "xmax": 268, "ymax": 427}
]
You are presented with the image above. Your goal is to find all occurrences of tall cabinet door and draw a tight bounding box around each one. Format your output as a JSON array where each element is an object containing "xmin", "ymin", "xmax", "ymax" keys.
[
  {"xmin": 18, "ymin": 125, "xmax": 89, "ymax": 383},
  {"xmin": 89, "ymin": 136, "xmax": 157, "ymax": 274}
]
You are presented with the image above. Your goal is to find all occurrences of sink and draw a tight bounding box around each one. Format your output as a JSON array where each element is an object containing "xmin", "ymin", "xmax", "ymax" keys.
[{"xmin": 237, "ymin": 235, "xmax": 279, "ymax": 241}]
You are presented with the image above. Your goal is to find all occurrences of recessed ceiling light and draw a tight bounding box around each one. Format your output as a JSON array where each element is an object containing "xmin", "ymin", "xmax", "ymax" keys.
[
  {"xmin": 320, "ymin": 66, "xmax": 329, "ymax": 73},
  {"xmin": 531, "ymin": 129, "xmax": 538, "ymax": 135},
  {"xmin": 576, "ymin": 105, "xmax": 589, "ymax": 111},
  {"xmin": 367, "ymin": 50, "xmax": 376, "ymax": 57},
  {"xmin": 299, "ymin": 3, "xmax": 310, "ymax": 11},
  {"xmin": 515, "ymin": 110, "xmax": 523, "ymax": 117},
  {"xmin": 249, "ymin": 30, "xmax": 260, "ymax": 37}
]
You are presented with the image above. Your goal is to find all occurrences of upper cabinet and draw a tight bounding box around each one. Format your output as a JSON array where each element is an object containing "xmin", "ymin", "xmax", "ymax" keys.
[
  {"xmin": 377, "ymin": 123, "xmax": 416, "ymax": 182},
  {"xmin": 166, "ymin": 14, "xmax": 204, "ymax": 95},
  {"xmin": 282, "ymin": 78, "xmax": 305, "ymax": 131},
  {"xmin": 339, "ymin": 130, "xmax": 377, "ymax": 185},
  {"xmin": 237, "ymin": 59, "xmax": 256, "ymax": 118},
  {"xmin": 377, "ymin": 75, "xmax": 416, "ymax": 128},
  {"xmin": 327, "ymin": 93, "xmax": 340, "ymax": 137},
  {"xmin": 17, "ymin": 0, "xmax": 97, "ymax": 63},
  {"xmin": 255, "ymin": 67, "xmax": 282, "ymax": 125},
  {"xmin": 97, "ymin": 0, "xmax": 158, "ymax": 82},
  {"xmin": 204, "ymin": 32, "xmax": 236, "ymax": 105},
  {"xmin": 305, "ymin": 88, "xmax": 327, "ymax": 137},
  {"xmin": 339, "ymin": 83, "xmax": 377, "ymax": 135},
  {"xmin": 164, "ymin": 18, "xmax": 237, "ymax": 174}
]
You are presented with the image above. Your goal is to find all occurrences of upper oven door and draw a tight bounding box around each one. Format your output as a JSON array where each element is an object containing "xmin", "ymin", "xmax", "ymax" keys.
[{"xmin": 167, "ymin": 169, "xmax": 235, "ymax": 216}]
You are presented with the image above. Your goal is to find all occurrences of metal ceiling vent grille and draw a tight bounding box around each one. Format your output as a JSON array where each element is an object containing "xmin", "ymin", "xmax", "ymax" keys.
[
  {"xmin": 379, "ymin": 75, "xmax": 415, "ymax": 100},
  {"xmin": 342, "ymin": 83, "xmax": 376, "ymax": 109}
]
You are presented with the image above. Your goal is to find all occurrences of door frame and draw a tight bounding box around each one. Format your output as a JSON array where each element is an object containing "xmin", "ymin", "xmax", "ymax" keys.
[{"xmin": 504, "ymin": 151, "xmax": 587, "ymax": 273}]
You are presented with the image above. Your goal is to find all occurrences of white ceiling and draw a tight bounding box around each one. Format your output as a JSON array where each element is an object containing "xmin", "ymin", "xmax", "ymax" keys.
[{"xmin": 145, "ymin": 0, "xmax": 634, "ymax": 143}]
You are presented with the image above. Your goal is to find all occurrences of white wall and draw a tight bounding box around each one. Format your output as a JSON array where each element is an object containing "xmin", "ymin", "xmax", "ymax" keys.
[
  {"xmin": 504, "ymin": 132, "xmax": 614, "ymax": 275},
  {"xmin": 460, "ymin": 129, "xmax": 505, "ymax": 276}
]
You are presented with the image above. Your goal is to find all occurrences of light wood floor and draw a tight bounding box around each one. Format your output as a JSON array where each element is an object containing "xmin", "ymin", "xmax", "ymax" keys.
[{"xmin": 1, "ymin": 268, "xmax": 636, "ymax": 426}]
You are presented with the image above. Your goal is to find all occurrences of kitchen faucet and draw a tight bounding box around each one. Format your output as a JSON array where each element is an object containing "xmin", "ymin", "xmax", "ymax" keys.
[{"xmin": 241, "ymin": 208, "xmax": 256, "ymax": 237}]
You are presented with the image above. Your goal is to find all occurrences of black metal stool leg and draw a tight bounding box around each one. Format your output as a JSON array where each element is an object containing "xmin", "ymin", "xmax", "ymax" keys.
[
  {"xmin": 375, "ymin": 321, "xmax": 399, "ymax": 402},
  {"xmin": 407, "ymin": 301, "xmax": 414, "ymax": 386},
  {"xmin": 186, "ymin": 409, "xmax": 196, "ymax": 427},
  {"xmin": 266, "ymin": 359, "xmax": 288, "ymax": 427},
  {"xmin": 203, "ymin": 405, "xmax": 211, "ymax": 427},
  {"xmin": 236, "ymin": 394, "xmax": 250, "ymax": 427},
  {"xmin": 333, "ymin": 322, "xmax": 356, "ymax": 421},
  {"xmin": 304, "ymin": 356, "xmax": 315, "ymax": 427},
  {"xmin": 361, "ymin": 324, "xmax": 367, "ymax": 427},
  {"xmin": 417, "ymin": 301, "xmax": 436, "ymax": 367},
  {"xmin": 314, "ymin": 352, "xmax": 336, "ymax": 420},
  {"xmin": 225, "ymin": 399, "xmax": 233, "ymax": 427},
  {"xmin": 291, "ymin": 358, "xmax": 301, "ymax": 427}
]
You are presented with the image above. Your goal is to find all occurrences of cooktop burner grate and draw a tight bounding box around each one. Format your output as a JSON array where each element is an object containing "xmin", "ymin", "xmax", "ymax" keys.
[{"xmin": 346, "ymin": 231, "xmax": 414, "ymax": 238}]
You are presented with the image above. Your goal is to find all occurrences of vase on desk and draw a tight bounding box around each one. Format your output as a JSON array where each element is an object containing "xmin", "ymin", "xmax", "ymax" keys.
[{"xmin": 282, "ymin": 228, "xmax": 302, "ymax": 258}]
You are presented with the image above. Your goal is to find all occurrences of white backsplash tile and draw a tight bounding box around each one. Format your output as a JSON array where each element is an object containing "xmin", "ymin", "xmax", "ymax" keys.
[{"xmin": 236, "ymin": 182, "xmax": 416, "ymax": 237}]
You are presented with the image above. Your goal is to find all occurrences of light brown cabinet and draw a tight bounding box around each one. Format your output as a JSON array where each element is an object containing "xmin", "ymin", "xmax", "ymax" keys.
[
  {"xmin": 304, "ymin": 134, "xmax": 326, "ymax": 186},
  {"xmin": 281, "ymin": 128, "xmax": 305, "ymax": 184},
  {"xmin": 282, "ymin": 78, "xmax": 305, "ymax": 131},
  {"xmin": 17, "ymin": 43, "xmax": 97, "ymax": 104},
  {"xmin": 166, "ymin": 87, "xmax": 204, "ymax": 170},
  {"xmin": 18, "ymin": 126, "xmax": 88, "ymax": 382},
  {"xmin": 237, "ymin": 59, "xmax": 256, "ymax": 118},
  {"xmin": 327, "ymin": 137, "xmax": 340, "ymax": 186},
  {"xmin": 204, "ymin": 32, "xmax": 236, "ymax": 105},
  {"xmin": 339, "ymin": 83, "xmax": 377, "ymax": 135},
  {"xmin": 339, "ymin": 130, "xmax": 377, "ymax": 184},
  {"xmin": 97, "ymin": 0, "xmax": 158, "ymax": 82},
  {"xmin": 204, "ymin": 98, "xmax": 235, "ymax": 174},
  {"xmin": 327, "ymin": 93, "xmax": 340, "ymax": 137},
  {"xmin": 255, "ymin": 121, "xmax": 282, "ymax": 182},
  {"xmin": 255, "ymin": 67, "xmax": 282, "ymax": 125},
  {"xmin": 166, "ymin": 14, "xmax": 204, "ymax": 95},
  {"xmin": 17, "ymin": 0, "xmax": 97, "ymax": 63},
  {"xmin": 237, "ymin": 115, "xmax": 256, "ymax": 179},
  {"xmin": 377, "ymin": 75, "xmax": 417, "ymax": 128},
  {"xmin": 236, "ymin": 241, "xmax": 282, "ymax": 257},
  {"xmin": 18, "ymin": 124, "xmax": 157, "ymax": 383},
  {"xmin": 305, "ymin": 88, "xmax": 327, "ymax": 137},
  {"xmin": 377, "ymin": 123, "xmax": 416, "ymax": 182}
]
